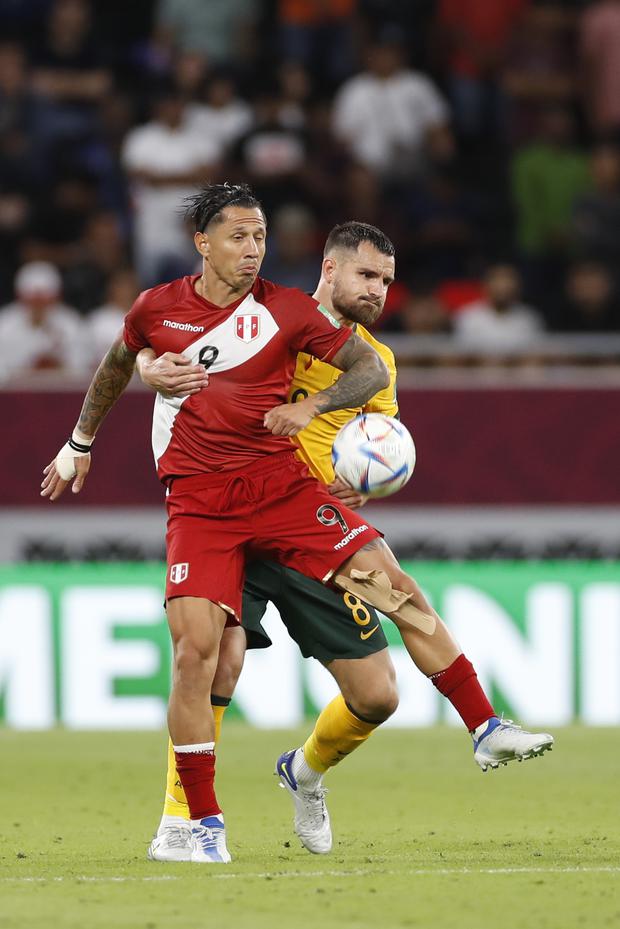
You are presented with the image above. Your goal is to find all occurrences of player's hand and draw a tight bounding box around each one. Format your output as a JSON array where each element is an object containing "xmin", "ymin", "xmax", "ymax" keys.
[
  {"xmin": 40, "ymin": 453, "xmax": 91, "ymax": 501},
  {"xmin": 327, "ymin": 478, "xmax": 368, "ymax": 509},
  {"xmin": 264, "ymin": 398, "xmax": 317, "ymax": 436},
  {"xmin": 137, "ymin": 350, "xmax": 209, "ymax": 398}
]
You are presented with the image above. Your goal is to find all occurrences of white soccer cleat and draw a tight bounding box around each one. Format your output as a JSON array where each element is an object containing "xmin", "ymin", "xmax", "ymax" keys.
[
  {"xmin": 473, "ymin": 717, "xmax": 554, "ymax": 772},
  {"xmin": 276, "ymin": 749, "xmax": 332, "ymax": 855},
  {"xmin": 190, "ymin": 814, "xmax": 232, "ymax": 863},
  {"xmin": 147, "ymin": 821, "xmax": 192, "ymax": 862}
]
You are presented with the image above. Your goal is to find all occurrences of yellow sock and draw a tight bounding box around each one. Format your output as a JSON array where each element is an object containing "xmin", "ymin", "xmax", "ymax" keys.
[
  {"xmin": 162, "ymin": 700, "xmax": 229, "ymax": 819},
  {"xmin": 303, "ymin": 694, "xmax": 380, "ymax": 774},
  {"xmin": 212, "ymin": 702, "xmax": 226, "ymax": 743},
  {"xmin": 162, "ymin": 737, "xmax": 188, "ymax": 818}
]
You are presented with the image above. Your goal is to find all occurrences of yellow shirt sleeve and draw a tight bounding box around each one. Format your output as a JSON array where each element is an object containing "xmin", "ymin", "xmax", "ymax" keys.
[
  {"xmin": 363, "ymin": 342, "xmax": 398, "ymax": 419},
  {"xmin": 289, "ymin": 325, "xmax": 399, "ymax": 484}
]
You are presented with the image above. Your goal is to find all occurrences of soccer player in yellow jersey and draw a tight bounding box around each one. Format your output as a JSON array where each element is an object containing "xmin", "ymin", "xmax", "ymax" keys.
[{"xmin": 138, "ymin": 222, "xmax": 553, "ymax": 861}]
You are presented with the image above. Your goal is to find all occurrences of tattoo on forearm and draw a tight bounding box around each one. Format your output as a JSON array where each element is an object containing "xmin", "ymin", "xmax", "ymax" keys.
[
  {"xmin": 77, "ymin": 339, "xmax": 137, "ymax": 437},
  {"xmin": 313, "ymin": 335, "xmax": 389, "ymax": 414},
  {"xmin": 360, "ymin": 537, "xmax": 384, "ymax": 553}
]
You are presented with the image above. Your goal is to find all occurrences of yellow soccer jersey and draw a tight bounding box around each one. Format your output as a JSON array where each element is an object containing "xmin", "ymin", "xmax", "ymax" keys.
[{"xmin": 289, "ymin": 323, "xmax": 398, "ymax": 483}]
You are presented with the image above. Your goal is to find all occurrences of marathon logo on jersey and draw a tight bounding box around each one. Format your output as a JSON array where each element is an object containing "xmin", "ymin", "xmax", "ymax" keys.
[
  {"xmin": 163, "ymin": 319, "xmax": 205, "ymax": 332},
  {"xmin": 235, "ymin": 314, "xmax": 260, "ymax": 342},
  {"xmin": 333, "ymin": 525, "xmax": 369, "ymax": 551},
  {"xmin": 170, "ymin": 562, "xmax": 189, "ymax": 584}
]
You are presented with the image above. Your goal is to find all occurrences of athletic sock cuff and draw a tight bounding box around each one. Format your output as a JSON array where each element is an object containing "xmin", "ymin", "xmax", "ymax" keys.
[
  {"xmin": 173, "ymin": 741, "xmax": 215, "ymax": 754},
  {"xmin": 211, "ymin": 694, "xmax": 231, "ymax": 707},
  {"xmin": 430, "ymin": 654, "xmax": 475, "ymax": 696},
  {"xmin": 345, "ymin": 700, "xmax": 385, "ymax": 726}
]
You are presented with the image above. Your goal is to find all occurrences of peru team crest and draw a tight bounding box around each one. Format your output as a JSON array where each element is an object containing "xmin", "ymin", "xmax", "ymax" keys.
[
  {"xmin": 235, "ymin": 314, "xmax": 260, "ymax": 342},
  {"xmin": 170, "ymin": 563, "xmax": 189, "ymax": 584}
]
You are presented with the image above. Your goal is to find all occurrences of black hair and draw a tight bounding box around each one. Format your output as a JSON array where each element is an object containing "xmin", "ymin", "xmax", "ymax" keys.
[
  {"xmin": 185, "ymin": 183, "xmax": 265, "ymax": 233},
  {"xmin": 323, "ymin": 221, "xmax": 395, "ymax": 258}
]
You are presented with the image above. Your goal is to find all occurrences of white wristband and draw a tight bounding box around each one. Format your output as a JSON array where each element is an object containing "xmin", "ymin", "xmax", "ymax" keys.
[{"xmin": 55, "ymin": 430, "xmax": 94, "ymax": 481}]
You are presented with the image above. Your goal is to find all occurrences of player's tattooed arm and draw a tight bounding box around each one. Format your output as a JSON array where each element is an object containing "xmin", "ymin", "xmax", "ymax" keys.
[
  {"xmin": 76, "ymin": 336, "xmax": 138, "ymax": 438},
  {"xmin": 264, "ymin": 333, "xmax": 389, "ymax": 437},
  {"xmin": 41, "ymin": 335, "xmax": 138, "ymax": 501},
  {"xmin": 313, "ymin": 332, "xmax": 389, "ymax": 414}
]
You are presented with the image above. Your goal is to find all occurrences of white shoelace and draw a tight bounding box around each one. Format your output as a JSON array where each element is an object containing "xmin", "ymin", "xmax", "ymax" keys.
[
  {"xmin": 161, "ymin": 826, "xmax": 191, "ymax": 849},
  {"xmin": 298, "ymin": 786, "xmax": 329, "ymax": 828},
  {"xmin": 194, "ymin": 824, "xmax": 222, "ymax": 848}
]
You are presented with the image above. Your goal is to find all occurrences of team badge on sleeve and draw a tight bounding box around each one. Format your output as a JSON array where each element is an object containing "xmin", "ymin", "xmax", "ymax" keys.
[
  {"xmin": 235, "ymin": 315, "xmax": 260, "ymax": 342},
  {"xmin": 170, "ymin": 563, "xmax": 189, "ymax": 584}
]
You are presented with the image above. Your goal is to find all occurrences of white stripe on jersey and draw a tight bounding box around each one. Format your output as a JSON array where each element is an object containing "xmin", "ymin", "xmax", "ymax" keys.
[{"xmin": 151, "ymin": 293, "xmax": 280, "ymax": 465}]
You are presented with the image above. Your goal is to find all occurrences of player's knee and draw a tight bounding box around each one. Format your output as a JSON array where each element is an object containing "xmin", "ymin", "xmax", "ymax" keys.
[
  {"xmin": 388, "ymin": 567, "xmax": 432, "ymax": 612},
  {"xmin": 212, "ymin": 652, "xmax": 244, "ymax": 695},
  {"xmin": 173, "ymin": 637, "xmax": 217, "ymax": 689},
  {"xmin": 350, "ymin": 679, "xmax": 399, "ymax": 723}
]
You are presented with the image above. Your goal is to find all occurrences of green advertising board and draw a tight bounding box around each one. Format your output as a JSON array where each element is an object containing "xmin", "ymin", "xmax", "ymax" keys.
[{"xmin": 1, "ymin": 561, "xmax": 618, "ymax": 728}]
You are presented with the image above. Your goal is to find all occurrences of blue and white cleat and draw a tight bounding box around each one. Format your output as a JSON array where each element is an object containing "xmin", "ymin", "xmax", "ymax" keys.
[
  {"xmin": 276, "ymin": 749, "xmax": 332, "ymax": 854},
  {"xmin": 473, "ymin": 717, "xmax": 554, "ymax": 772},
  {"xmin": 190, "ymin": 814, "xmax": 231, "ymax": 863}
]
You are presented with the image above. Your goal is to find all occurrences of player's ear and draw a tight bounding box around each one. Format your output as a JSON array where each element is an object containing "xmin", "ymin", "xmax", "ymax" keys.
[
  {"xmin": 323, "ymin": 256, "xmax": 336, "ymax": 283},
  {"xmin": 194, "ymin": 231, "xmax": 209, "ymax": 256}
]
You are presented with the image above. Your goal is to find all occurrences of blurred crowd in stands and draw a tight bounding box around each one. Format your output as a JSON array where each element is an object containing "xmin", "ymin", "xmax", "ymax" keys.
[{"xmin": 1, "ymin": 0, "xmax": 620, "ymax": 381}]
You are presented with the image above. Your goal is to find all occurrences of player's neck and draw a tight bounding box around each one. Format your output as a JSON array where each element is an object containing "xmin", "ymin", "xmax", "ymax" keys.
[
  {"xmin": 312, "ymin": 285, "xmax": 353, "ymax": 329},
  {"xmin": 195, "ymin": 271, "xmax": 252, "ymax": 308}
]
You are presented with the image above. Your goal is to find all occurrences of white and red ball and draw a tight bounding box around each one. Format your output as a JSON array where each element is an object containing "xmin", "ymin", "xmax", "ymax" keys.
[{"xmin": 331, "ymin": 413, "xmax": 416, "ymax": 498}]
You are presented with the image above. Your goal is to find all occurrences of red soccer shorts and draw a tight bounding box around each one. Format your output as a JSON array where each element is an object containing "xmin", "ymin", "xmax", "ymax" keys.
[{"xmin": 165, "ymin": 451, "xmax": 381, "ymax": 619}]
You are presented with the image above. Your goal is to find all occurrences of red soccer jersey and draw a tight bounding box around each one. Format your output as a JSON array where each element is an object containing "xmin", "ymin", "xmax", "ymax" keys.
[{"xmin": 123, "ymin": 274, "xmax": 352, "ymax": 480}]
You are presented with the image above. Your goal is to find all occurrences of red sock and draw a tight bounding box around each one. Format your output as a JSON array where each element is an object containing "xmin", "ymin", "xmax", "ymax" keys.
[
  {"xmin": 174, "ymin": 749, "xmax": 221, "ymax": 820},
  {"xmin": 430, "ymin": 654, "xmax": 495, "ymax": 731}
]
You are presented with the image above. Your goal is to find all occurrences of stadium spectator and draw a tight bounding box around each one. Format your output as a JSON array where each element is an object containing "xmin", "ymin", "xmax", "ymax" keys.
[
  {"xmin": 186, "ymin": 69, "xmax": 254, "ymax": 158},
  {"xmin": 571, "ymin": 142, "xmax": 620, "ymax": 267},
  {"xmin": 0, "ymin": 261, "xmax": 86, "ymax": 381},
  {"xmin": 580, "ymin": 0, "xmax": 620, "ymax": 135},
  {"xmin": 230, "ymin": 87, "xmax": 309, "ymax": 213},
  {"xmin": 30, "ymin": 0, "xmax": 112, "ymax": 153},
  {"xmin": 87, "ymin": 268, "xmax": 140, "ymax": 364},
  {"xmin": 62, "ymin": 210, "xmax": 128, "ymax": 313},
  {"xmin": 332, "ymin": 35, "xmax": 454, "ymax": 181},
  {"xmin": 171, "ymin": 49, "xmax": 209, "ymax": 102},
  {"xmin": 260, "ymin": 203, "xmax": 320, "ymax": 291},
  {"xmin": 548, "ymin": 260, "xmax": 620, "ymax": 332},
  {"xmin": 121, "ymin": 86, "xmax": 220, "ymax": 286},
  {"xmin": 511, "ymin": 106, "xmax": 589, "ymax": 277},
  {"xmin": 20, "ymin": 170, "xmax": 99, "ymax": 269},
  {"xmin": 453, "ymin": 264, "xmax": 544, "ymax": 351}
]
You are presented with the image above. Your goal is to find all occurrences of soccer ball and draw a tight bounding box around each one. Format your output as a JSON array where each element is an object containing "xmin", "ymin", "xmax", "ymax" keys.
[{"xmin": 331, "ymin": 413, "xmax": 416, "ymax": 498}]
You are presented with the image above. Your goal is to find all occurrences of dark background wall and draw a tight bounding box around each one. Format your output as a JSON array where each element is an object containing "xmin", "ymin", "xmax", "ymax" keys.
[{"xmin": 5, "ymin": 386, "xmax": 618, "ymax": 507}]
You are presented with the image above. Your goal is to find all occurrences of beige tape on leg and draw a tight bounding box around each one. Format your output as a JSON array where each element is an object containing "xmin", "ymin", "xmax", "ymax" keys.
[{"xmin": 334, "ymin": 569, "xmax": 436, "ymax": 635}]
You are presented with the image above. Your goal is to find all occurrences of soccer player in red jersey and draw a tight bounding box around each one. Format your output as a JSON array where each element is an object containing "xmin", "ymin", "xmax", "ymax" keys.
[{"xmin": 41, "ymin": 184, "xmax": 419, "ymax": 862}]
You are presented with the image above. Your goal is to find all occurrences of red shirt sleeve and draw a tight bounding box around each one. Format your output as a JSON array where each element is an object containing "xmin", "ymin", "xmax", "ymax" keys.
[
  {"xmin": 123, "ymin": 291, "xmax": 151, "ymax": 353},
  {"xmin": 286, "ymin": 291, "xmax": 353, "ymax": 362}
]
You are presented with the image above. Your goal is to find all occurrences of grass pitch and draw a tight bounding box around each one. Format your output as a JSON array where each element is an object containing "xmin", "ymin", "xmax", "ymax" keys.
[{"xmin": 0, "ymin": 726, "xmax": 617, "ymax": 929}]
